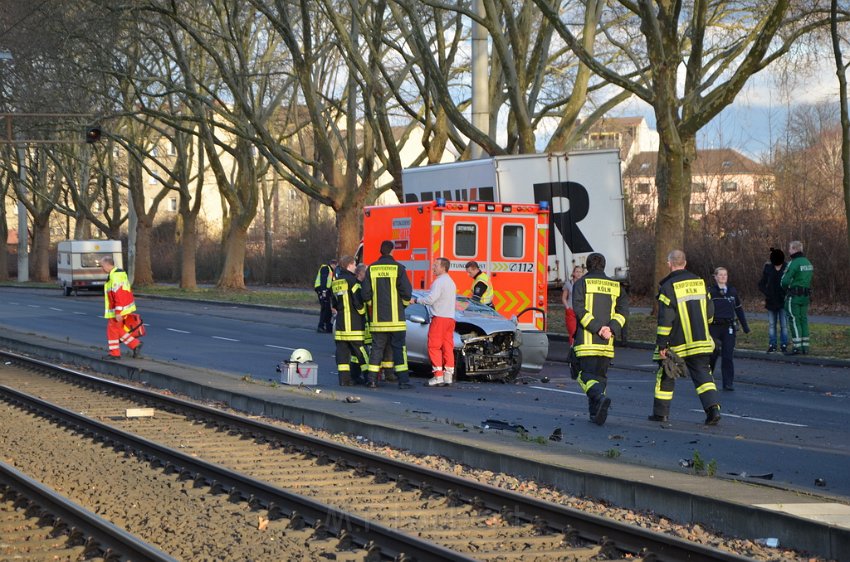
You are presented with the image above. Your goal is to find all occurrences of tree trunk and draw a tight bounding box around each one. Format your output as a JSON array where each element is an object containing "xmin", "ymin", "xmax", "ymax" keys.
[
  {"xmin": 30, "ymin": 217, "xmax": 51, "ymax": 282},
  {"xmin": 263, "ymin": 201, "xmax": 273, "ymax": 284},
  {"xmin": 134, "ymin": 218, "xmax": 154, "ymax": 286},
  {"xmin": 652, "ymin": 141, "xmax": 687, "ymax": 291},
  {"xmin": 0, "ymin": 215, "xmax": 8, "ymax": 281},
  {"xmin": 179, "ymin": 213, "xmax": 198, "ymax": 289},
  {"xmin": 217, "ymin": 224, "xmax": 248, "ymax": 289},
  {"xmin": 831, "ymin": 0, "xmax": 850, "ymax": 270},
  {"xmin": 336, "ymin": 203, "xmax": 362, "ymax": 257}
]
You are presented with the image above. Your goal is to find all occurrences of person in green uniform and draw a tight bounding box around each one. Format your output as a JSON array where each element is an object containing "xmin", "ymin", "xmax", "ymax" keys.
[{"xmin": 781, "ymin": 240, "xmax": 814, "ymax": 355}]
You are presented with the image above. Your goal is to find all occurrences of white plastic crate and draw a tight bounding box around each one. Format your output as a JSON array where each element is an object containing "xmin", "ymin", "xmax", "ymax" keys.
[{"xmin": 278, "ymin": 361, "xmax": 318, "ymax": 386}]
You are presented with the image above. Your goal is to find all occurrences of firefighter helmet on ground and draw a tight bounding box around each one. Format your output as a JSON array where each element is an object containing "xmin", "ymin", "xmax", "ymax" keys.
[{"xmin": 290, "ymin": 348, "xmax": 313, "ymax": 363}]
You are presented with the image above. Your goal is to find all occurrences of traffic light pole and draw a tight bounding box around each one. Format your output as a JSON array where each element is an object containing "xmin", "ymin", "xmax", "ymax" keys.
[
  {"xmin": 2, "ymin": 113, "xmax": 96, "ymax": 282},
  {"xmin": 15, "ymin": 145, "xmax": 28, "ymax": 282}
]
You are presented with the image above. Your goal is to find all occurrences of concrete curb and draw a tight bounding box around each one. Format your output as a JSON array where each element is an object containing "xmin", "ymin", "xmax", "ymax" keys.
[{"xmin": 1, "ymin": 330, "xmax": 848, "ymax": 560}]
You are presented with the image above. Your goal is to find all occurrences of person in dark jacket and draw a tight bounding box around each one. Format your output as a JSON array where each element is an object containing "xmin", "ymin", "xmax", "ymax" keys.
[
  {"xmin": 331, "ymin": 256, "xmax": 369, "ymax": 386},
  {"xmin": 650, "ymin": 249, "xmax": 721, "ymax": 425},
  {"xmin": 571, "ymin": 253, "xmax": 628, "ymax": 426},
  {"xmin": 314, "ymin": 259, "xmax": 338, "ymax": 333},
  {"xmin": 758, "ymin": 248, "xmax": 788, "ymax": 353},
  {"xmin": 708, "ymin": 267, "xmax": 750, "ymax": 391},
  {"xmin": 360, "ymin": 240, "xmax": 414, "ymax": 389}
]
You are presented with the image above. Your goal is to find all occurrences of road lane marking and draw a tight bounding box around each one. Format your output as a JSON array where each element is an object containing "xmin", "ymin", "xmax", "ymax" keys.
[
  {"xmin": 689, "ymin": 409, "xmax": 807, "ymax": 427},
  {"xmin": 73, "ymin": 311, "xmax": 86, "ymax": 315},
  {"xmin": 167, "ymin": 328, "xmax": 191, "ymax": 334},
  {"xmin": 27, "ymin": 305, "xmax": 40, "ymax": 308},
  {"xmin": 212, "ymin": 336, "xmax": 239, "ymax": 342},
  {"xmin": 529, "ymin": 385, "xmax": 585, "ymax": 396},
  {"xmin": 265, "ymin": 344, "xmax": 296, "ymax": 351},
  {"xmin": 49, "ymin": 307, "xmax": 63, "ymax": 311}
]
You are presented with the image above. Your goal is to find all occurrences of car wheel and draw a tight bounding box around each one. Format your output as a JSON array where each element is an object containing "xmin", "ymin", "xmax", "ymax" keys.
[
  {"xmin": 453, "ymin": 351, "xmax": 466, "ymax": 380},
  {"xmin": 504, "ymin": 348, "xmax": 523, "ymax": 383}
]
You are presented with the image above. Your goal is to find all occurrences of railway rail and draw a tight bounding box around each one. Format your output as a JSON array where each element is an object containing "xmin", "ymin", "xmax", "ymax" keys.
[
  {"xmin": 0, "ymin": 350, "xmax": 752, "ymax": 561},
  {"xmin": 0, "ymin": 460, "xmax": 175, "ymax": 561}
]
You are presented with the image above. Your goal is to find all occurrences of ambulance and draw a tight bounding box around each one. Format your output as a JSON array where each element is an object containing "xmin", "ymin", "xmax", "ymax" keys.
[
  {"xmin": 57, "ymin": 239, "xmax": 122, "ymax": 296},
  {"xmin": 362, "ymin": 199, "xmax": 549, "ymax": 332}
]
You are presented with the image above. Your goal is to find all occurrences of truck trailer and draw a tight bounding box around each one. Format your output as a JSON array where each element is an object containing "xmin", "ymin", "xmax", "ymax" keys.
[
  {"xmin": 57, "ymin": 239, "xmax": 122, "ymax": 296},
  {"xmin": 401, "ymin": 150, "xmax": 628, "ymax": 285}
]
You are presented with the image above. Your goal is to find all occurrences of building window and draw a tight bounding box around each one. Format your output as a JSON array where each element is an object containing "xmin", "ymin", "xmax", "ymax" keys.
[
  {"xmin": 150, "ymin": 147, "xmax": 158, "ymax": 157},
  {"xmin": 636, "ymin": 182, "xmax": 651, "ymax": 194},
  {"xmin": 722, "ymin": 201, "xmax": 741, "ymax": 211},
  {"xmin": 288, "ymin": 189, "xmax": 298, "ymax": 200},
  {"xmin": 148, "ymin": 175, "xmax": 158, "ymax": 185},
  {"xmin": 455, "ymin": 224, "xmax": 477, "ymax": 257},
  {"xmin": 691, "ymin": 203, "xmax": 706, "ymax": 215},
  {"xmin": 169, "ymin": 142, "xmax": 177, "ymax": 156},
  {"xmin": 721, "ymin": 181, "xmax": 738, "ymax": 192},
  {"xmin": 636, "ymin": 204, "xmax": 650, "ymax": 215},
  {"xmin": 722, "ymin": 160, "xmax": 733, "ymax": 168},
  {"xmin": 169, "ymin": 197, "xmax": 177, "ymax": 212},
  {"xmin": 501, "ymin": 225, "xmax": 524, "ymax": 258},
  {"xmin": 692, "ymin": 182, "xmax": 706, "ymax": 193},
  {"xmin": 640, "ymin": 162, "xmax": 651, "ymax": 171}
]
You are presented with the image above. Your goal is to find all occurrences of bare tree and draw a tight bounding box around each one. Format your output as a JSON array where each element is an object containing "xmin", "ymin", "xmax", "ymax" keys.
[
  {"xmin": 387, "ymin": 0, "xmax": 630, "ymax": 156},
  {"xmin": 534, "ymin": 0, "xmax": 828, "ymax": 288}
]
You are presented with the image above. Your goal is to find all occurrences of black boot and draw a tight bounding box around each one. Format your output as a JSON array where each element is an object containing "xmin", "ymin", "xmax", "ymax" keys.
[
  {"xmin": 591, "ymin": 396, "xmax": 611, "ymax": 426},
  {"xmin": 704, "ymin": 405, "xmax": 721, "ymax": 426}
]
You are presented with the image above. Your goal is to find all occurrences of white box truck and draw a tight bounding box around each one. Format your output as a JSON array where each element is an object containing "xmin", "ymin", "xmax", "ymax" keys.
[
  {"xmin": 57, "ymin": 239, "xmax": 123, "ymax": 296},
  {"xmin": 401, "ymin": 150, "xmax": 629, "ymax": 284}
]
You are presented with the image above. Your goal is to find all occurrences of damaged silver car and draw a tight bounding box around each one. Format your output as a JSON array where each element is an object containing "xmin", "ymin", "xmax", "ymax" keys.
[{"xmin": 404, "ymin": 290, "xmax": 549, "ymax": 382}]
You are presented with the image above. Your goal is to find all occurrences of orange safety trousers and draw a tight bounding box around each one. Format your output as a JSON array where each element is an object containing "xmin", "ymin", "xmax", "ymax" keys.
[
  {"xmin": 427, "ymin": 316, "xmax": 456, "ymax": 376},
  {"xmin": 107, "ymin": 316, "xmax": 141, "ymax": 357}
]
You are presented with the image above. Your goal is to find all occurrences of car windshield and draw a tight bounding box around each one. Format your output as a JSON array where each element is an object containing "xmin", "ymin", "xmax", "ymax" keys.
[
  {"xmin": 455, "ymin": 295, "xmax": 501, "ymax": 317},
  {"xmin": 411, "ymin": 291, "xmax": 504, "ymax": 319}
]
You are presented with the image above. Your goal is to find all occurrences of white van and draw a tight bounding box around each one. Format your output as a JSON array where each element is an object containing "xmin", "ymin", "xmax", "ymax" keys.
[{"xmin": 57, "ymin": 239, "xmax": 123, "ymax": 296}]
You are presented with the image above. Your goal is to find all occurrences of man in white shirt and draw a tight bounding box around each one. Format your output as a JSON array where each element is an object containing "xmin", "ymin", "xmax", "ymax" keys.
[{"xmin": 411, "ymin": 257, "xmax": 457, "ymax": 387}]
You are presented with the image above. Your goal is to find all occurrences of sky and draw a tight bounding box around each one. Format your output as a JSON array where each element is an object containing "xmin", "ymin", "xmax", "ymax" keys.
[{"xmin": 611, "ymin": 59, "xmax": 840, "ymax": 162}]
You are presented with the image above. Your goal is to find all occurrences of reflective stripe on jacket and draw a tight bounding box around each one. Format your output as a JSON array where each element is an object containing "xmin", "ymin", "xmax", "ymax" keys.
[
  {"xmin": 314, "ymin": 263, "xmax": 333, "ymax": 290},
  {"xmin": 654, "ymin": 269, "xmax": 714, "ymax": 358},
  {"xmin": 572, "ymin": 272, "xmax": 628, "ymax": 358},
  {"xmin": 471, "ymin": 271, "xmax": 494, "ymax": 305},
  {"xmin": 331, "ymin": 270, "xmax": 367, "ymax": 341},
  {"xmin": 103, "ymin": 268, "xmax": 136, "ymax": 319}
]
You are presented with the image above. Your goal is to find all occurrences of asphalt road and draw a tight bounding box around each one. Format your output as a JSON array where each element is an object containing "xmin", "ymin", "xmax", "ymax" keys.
[{"xmin": 1, "ymin": 287, "xmax": 848, "ymax": 498}]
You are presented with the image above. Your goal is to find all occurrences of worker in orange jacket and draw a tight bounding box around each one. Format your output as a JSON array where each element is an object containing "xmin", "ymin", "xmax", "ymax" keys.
[{"xmin": 101, "ymin": 256, "xmax": 143, "ymax": 360}]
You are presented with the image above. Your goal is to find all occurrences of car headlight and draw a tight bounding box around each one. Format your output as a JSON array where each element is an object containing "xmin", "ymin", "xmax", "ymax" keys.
[{"xmin": 513, "ymin": 329, "xmax": 523, "ymax": 348}]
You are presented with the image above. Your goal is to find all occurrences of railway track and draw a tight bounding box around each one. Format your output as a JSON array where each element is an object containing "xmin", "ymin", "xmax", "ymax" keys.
[
  {"xmin": 0, "ymin": 460, "xmax": 175, "ymax": 561},
  {"xmin": 0, "ymin": 350, "xmax": 751, "ymax": 561}
]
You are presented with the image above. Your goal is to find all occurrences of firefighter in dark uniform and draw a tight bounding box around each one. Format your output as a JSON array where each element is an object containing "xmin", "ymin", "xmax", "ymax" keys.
[
  {"xmin": 465, "ymin": 261, "xmax": 494, "ymax": 307},
  {"xmin": 650, "ymin": 249, "xmax": 721, "ymax": 425},
  {"xmin": 571, "ymin": 253, "xmax": 628, "ymax": 426},
  {"xmin": 314, "ymin": 259, "xmax": 337, "ymax": 333},
  {"xmin": 781, "ymin": 240, "xmax": 814, "ymax": 355},
  {"xmin": 360, "ymin": 240, "xmax": 414, "ymax": 389},
  {"xmin": 708, "ymin": 267, "xmax": 750, "ymax": 391},
  {"xmin": 331, "ymin": 256, "xmax": 369, "ymax": 386}
]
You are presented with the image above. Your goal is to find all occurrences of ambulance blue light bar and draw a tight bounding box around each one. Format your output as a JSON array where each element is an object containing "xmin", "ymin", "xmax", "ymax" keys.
[
  {"xmin": 539, "ymin": 201, "xmax": 549, "ymax": 210},
  {"xmin": 435, "ymin": 197, "xmax": 446, "ymax": 208}
]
